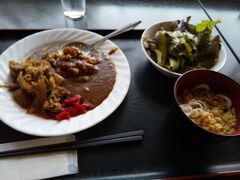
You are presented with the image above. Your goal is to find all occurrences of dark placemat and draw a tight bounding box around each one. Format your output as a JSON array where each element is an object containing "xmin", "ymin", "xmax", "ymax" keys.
[{"xmin": 0, "ymin": 30, "xmax": 240, "ymax": 179}]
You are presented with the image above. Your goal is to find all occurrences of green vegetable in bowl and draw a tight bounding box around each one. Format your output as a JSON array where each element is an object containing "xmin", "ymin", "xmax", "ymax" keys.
[
  {"xmin": 196, "ymin": 19, "xmax": 221, "ymax": 49},
  {"xmin": 196, "ymin": 19, "xmax": 221, "ymax": 33},
  {"xmin": 144, "ymin": 17, "xmax": 221, "ymax": 73}
]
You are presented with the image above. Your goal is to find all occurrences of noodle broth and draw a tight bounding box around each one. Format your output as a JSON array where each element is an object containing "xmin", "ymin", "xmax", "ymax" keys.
[
  {"xmin": 179, "ymin": 84, "xmax": 236, "ymax": 135},
  {"xmin": 174, "ymin": 70, "xmax": 240, "ymax": 136}
]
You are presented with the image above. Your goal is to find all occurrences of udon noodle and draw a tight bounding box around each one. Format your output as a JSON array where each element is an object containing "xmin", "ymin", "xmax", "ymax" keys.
[{"xmin": 179, "ymin": 84, "xmax": 236, "ymax": 135}]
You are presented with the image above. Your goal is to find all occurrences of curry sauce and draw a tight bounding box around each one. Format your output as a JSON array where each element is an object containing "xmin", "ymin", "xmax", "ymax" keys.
[{"xmin": 9, "ymin": 44, "xmax": 116, "ymax": 119}]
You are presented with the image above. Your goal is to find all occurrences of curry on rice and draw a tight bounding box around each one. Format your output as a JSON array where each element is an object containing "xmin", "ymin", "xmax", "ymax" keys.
[{"xmin": 8, "ymin": 44, "xmax": 116, "ymax": 120}]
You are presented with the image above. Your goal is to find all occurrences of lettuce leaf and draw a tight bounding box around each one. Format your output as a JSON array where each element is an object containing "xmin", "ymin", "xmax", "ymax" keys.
[
  {"xmin": 196, "ymin": 19, "xmax": 221, "ymax": 33},
  {"xmin": 153, "ymin": 32, "xmax": 168, "ymax": 66},
  {"xmin": 196, "ymin": 19, "xmax": 221, "ymax": 49}
]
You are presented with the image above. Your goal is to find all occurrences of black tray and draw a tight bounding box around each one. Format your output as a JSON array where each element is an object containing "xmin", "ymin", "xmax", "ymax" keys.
[{"xmin": 0, "ymin": 30, "xmax": 240, "ymax": 179}]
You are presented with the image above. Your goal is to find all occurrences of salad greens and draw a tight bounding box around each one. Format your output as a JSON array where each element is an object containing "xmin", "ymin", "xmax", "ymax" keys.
[
  {"xmin": 144, "ymin": 17, "xmax": 221, "ymax": 73},
  {"xmin": 196, "ymin": 19, "xmax": 221, "ymax": 33}
]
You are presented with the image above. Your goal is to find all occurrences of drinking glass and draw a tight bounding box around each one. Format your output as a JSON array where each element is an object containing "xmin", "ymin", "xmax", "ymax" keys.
[{"xmin": 61, "ymin": 0, "xmax": 86, "ymax": 19}]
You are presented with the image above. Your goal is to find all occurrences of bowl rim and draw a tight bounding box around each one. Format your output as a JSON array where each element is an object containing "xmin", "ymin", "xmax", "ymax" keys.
[
  {"xmin": 173, "ymin": 69, "xmax": 240, "ymax": 137},
  {"xmin": 140, "ymin": 20, "xmax": 226, "ymax": 78}
]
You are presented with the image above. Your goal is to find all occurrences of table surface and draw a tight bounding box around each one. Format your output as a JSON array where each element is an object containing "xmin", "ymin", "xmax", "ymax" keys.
[
  {"xmin": 0, "ymin": 0, "xmax": 213, "ymax": 29},
  {"xmin": 0, "ymin": 0, "xmax": 240, "ymax": 179}
]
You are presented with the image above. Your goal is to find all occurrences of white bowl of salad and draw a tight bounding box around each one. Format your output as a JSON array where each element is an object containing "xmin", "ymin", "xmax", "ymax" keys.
[{"xmin": 141, "ymin": 16, "xmax": 226, "ymax": 78}]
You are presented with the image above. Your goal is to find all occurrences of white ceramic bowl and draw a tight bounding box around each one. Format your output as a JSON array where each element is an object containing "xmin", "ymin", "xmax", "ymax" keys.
[{"xmin": 141, "ymin": 21, "xmax": 226, "ymax": 78}]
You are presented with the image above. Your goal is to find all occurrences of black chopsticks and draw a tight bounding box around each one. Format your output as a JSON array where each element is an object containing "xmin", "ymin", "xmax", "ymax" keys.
[{"xmin": 0, "ymin": 130, "xmax": 144, "ymax": 158}]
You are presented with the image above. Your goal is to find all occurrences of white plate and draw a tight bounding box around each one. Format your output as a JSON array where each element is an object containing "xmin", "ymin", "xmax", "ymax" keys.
[
  {"xmin": 141, "ymin": 21, "xmax": 226, "ymax": 78},
  {"xmin": 0, "ymin": 29, "xmax": 130, "ymax": 136}
]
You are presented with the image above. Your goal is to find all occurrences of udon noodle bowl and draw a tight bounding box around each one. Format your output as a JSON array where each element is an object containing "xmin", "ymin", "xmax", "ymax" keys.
[{"xmin": 179, "ymin": 84, "xmax": 237, "ymax": 135}]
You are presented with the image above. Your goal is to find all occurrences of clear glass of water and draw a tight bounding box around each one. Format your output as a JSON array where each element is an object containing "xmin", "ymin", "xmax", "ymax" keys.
[{"xmin": 61, "ymin": 0, "xmax": 86, "ymax": 19}]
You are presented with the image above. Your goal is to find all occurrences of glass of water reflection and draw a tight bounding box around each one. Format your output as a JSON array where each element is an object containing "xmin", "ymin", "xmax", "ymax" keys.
[{"xmin": 61, "ymin": 0, "xmax": 86, "ymax": 19}]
